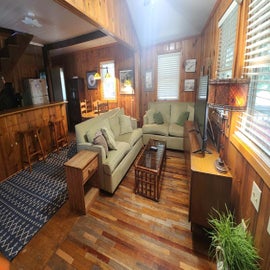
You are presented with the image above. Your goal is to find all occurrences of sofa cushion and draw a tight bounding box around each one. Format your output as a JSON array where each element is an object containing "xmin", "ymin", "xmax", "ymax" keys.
[
  {"xmin": 146, "ymin": 109, "xmax": 155, "ymax": 124},
  {"xmin": 153, "ymin": 111, "xmax": 164, "ymax": 124},
  {"xmin": 149, "ymin": 102, "xmax": 170, "ymax": 123},
  {"xmin": 103, "ymin": 141, "xmax": 130, "ymax": 175},
  {"xmin": 86, "ymin": 118, "xmax": 111, "ymax": 143},
  {"xmin": 170, "ymin": 103, "xmax": 187, "ymax": 123},
  {"xmin": 119, "ymin": 115, "xmax": 133, "ymax": 135},
  {"xmin": 109, "ymin": 113, "xmax": 121, "ymax": 138},
  {"xmin": 117, "ymin": 128, "xmax": 142, "ymax": 147},
  {"xmin": 93, "ymin": 130, "xmax": 109, "ymax": 156},
  {"xmin": 187, "ymin": 104, "xmax": 194, "ymax": 121},
  {"xmin": 142, "ymin": 124, "xmax": 169, "ymax": 136},
  {"xmin": 176, "ymin": 111, "xmax": 190, "ymax": 126},
  {"xmin": 101, "ymin": 127, "xmax": 117, "ymax": 150},
  {"xmin": 169, "ymin": 123, "xmax": 184, "ymax": 137}
]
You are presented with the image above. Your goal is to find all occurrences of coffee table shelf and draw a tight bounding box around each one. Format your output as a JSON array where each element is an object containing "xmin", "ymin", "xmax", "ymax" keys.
[{"xmin": 135, "ymin": 139, "xmax": 166, "ymax": 201}]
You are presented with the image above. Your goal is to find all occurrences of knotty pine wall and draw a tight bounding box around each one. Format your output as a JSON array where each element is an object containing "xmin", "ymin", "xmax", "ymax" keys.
[
  {"xmin": 51, "ymin": 43, "xmax": 136, "ymax": 117},
  {"xmin": 201, "ymin": 0, "xmax": 270, "ymax": 269},
  {"xmin": 140, "ymin": 37, "xmax": 201, "ymax": 122},
  {"xmin": 54, "ymin": 0, "xmax": 139, "ymax": 50},
  {"xmin": 51, "ymin": 36, "xmax": 202, "ymax": 124}
]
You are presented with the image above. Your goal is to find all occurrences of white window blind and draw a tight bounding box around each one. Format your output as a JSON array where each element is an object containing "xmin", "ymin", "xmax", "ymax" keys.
[
  {"xmin": 101, "ymin": 61, "xmax": 116, "ymax": 100},
  {"xmin": 236, "ymin": 0, "xmax": 270, "ymax": 158},
  {"xmin": 217, "ymin": 1, "xmax": 238, "ymax": 79},
  {"xmin": 157, "ymin": 52, "xmax": 180, "ymax": 100}
]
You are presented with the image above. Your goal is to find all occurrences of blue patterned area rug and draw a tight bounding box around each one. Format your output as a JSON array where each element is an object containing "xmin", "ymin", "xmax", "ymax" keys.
[{"xmin": 0, "ymin": 141, "xmax": 77, "ymax": 261}]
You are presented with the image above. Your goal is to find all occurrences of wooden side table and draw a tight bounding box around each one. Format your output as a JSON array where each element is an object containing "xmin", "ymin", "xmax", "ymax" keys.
[{"xmin": 64, "ymin": 150, "xmax": 98, "ymax": 214}]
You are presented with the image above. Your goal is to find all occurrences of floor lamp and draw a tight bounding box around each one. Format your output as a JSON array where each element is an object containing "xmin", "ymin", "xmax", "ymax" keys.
[{"xmin": 208, "ymin": 78, "xmax": 250, "ymax": 173}]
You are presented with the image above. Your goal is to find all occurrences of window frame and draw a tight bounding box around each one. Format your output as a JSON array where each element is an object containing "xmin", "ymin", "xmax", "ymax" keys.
[
  {"xmin": 157, "ymin": 52, "xmax": 181, "ymax": 100},
  {"xmin": 100, "ymin": 60, "xmax": 116, "ymax": 101},
  {"xmin": 217, "ymin": 1, "xmax": 239, "ymax": 79}
]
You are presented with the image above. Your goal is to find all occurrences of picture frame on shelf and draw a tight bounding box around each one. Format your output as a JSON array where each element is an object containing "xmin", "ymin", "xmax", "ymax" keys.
[
  {"xmin": 185, "ymin": 58, "xmax": 197, "ymax": 73},
  {"xmin": 86, "ymin": 71, "xmax": 97, "ymax": 89},
  {"xmin": 184, "ymin": 79, "xmax": 195, "ymax": 91},
  {"xmin": 145, "ymin": 69, "xmax": 153, "ymax": 91},
  {"xmin": 120, "ymin": 69, "xmax": 134, "ymax": 94}
]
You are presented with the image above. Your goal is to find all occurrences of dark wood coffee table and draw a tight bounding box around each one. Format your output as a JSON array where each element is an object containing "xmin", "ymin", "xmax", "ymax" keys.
[{"xmin": 134, "ymin": 139, "xmax": 166, "ymax": 201}]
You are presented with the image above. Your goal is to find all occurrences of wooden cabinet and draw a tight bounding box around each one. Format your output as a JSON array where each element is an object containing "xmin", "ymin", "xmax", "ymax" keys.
[
  {"xmin": 64, "ymin": 150, "xmax": 98, "ymax": 215},
  {"xmin": 66, "ymin": 77, "xmax": 85, "ymax": 131},
  {"xmin": 184, "ymin": 121, "xmax": 232, "ymax": 228}
]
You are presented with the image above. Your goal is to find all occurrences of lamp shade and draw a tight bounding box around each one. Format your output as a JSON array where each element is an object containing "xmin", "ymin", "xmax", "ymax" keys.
[{"xmin": 208, "ymin": 78, "xmax": 250, "ymax": 111}]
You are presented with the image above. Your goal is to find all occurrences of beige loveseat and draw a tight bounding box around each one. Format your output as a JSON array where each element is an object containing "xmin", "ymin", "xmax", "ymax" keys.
[
  {"xmin": 75, "ymin": 108, "xmax": 143, "ymax": 193},
  {"xmin": 142, "ymin": 101, "xmax": 194, "ymax": 150}
]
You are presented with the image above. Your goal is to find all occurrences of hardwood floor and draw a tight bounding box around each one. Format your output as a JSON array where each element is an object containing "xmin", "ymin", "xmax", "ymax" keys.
[{"xmin": 7, "ymin": 149, "xmax": 215, "ymax": 270}]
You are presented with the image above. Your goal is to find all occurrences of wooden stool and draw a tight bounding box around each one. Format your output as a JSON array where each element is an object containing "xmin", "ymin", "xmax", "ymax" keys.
[
  {"xmin": 49, "ymin": 117, "xmax": 68, "ymax": 153},
  {"xmin": 19, "ymin": 127, "xmax": 46, "ymax": 172}
]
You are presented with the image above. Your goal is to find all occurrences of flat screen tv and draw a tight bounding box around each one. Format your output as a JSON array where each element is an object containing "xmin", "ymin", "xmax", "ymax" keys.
[{"xmin": 193, "ymin": 75, "xmax": 211, "ymax": 154}]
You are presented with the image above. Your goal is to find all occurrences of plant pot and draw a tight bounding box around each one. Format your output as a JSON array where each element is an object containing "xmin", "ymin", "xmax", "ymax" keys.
[{"xmin": 216, "ymin": 246, "xmax": 228, "ymax": 270}]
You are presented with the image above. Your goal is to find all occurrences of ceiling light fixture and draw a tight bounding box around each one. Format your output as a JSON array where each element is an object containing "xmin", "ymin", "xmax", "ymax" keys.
[{"xmin": 22, "ymin": 12, "xmax": 42, "ymax": 28}]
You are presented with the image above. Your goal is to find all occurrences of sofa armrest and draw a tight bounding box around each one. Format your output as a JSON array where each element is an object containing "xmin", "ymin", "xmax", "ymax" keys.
[{"xmin": 77, "ymin": 142, "xmax": 107, "ymax": 163}]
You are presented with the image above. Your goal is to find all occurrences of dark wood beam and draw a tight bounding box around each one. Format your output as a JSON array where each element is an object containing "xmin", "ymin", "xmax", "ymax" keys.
[{"xmin": 45, "ymin": 30, "xmax": 106, "ymax": 50}]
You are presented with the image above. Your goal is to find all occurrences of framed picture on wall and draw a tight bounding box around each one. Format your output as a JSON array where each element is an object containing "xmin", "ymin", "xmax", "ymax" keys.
[
  {"xmin": 145, "ymin": 69, "xmax": 153, "ymax": 91},
  {"xmin": 120, "ymin": 69, "xmax": 134, "ymax": 94},
  {"xmin": 185, "ymin": 59, "xmax": 197, "ymax": 73},
  {"xmin": 86, "ymin": 71, "xmax": 97, "ymax": 89},
  {"xmin": 184, "ymin": 79, "xmax": 195, "ymax": 91}
]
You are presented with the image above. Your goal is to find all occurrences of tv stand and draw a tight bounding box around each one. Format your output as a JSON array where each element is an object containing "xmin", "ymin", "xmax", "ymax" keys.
[
  {"xmin": 189, "ymin": 130, "xmax": 212, "ymax": 155},
  {"xmin": 184, "ymin": 121, "xmax": 232, "ymax": 229},
  {"xmin": 192, "ymin": 148, "xmax": 212, "ymax": 155}
]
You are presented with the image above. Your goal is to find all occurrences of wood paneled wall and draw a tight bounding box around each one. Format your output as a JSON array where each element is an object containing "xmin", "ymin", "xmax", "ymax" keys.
[
  {"xmin": 1, "ymin": 44, "xmax": 44, "ymax": 95},
  {"xmin": 54, "ymin": 0, "xmax": 139, "ymax": 50},
  {"xmin": 201, "ymin": 1, "xmax": 270, "ymax": 269},
  {"xmin": 135, "ymin": 37, "xmax": 201, "ymax": 122},
  {"xmin": 51, "ymin": 36, "xmax": 202, "ymax": 123},
  {"xmin": 0, "ymin": 102, "xmax": 68, "ymax": 182},
  {"xmin": 51, "ymin": 43, "xmax": 137, "ymax": 117}
]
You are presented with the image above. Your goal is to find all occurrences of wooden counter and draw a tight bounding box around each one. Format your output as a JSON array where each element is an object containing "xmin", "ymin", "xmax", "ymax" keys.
[{"xmin": 0, "ymin": 102, "xmax": 68, "ymax": 181}]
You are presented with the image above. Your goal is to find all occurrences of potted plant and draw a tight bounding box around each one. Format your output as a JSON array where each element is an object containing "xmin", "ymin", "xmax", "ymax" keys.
[{"xmin": 208, "ymin": 208, "xmax": 260, "ymax": 270}]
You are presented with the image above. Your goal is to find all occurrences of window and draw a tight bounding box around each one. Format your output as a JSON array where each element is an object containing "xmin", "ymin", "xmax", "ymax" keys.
[
  {"xmin": 157, "ymin": 52, "xmax": 180, "ymax": 100},
  {"xmin": 217, "ymin": 1, "xmax": 238, "ymax": 79},
  {"xmin": 100, "ymin": 61, "xmax": 116, "ymax": 100},
  {"xmin": 236, "ymin": 0, "xmax": 270, "ymax": 159}
]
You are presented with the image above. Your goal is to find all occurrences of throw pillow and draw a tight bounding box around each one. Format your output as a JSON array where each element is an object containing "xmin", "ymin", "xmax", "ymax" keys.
[
  {"xmin": 101, "ymin": 127, "xmax": 117, "ymax": 150},
  {"xmin": 93, "ymin": 130, "xmax": 109, "ymax": 156},
  {"xmin": 176, "ymin": 111, "xmax": 190, "ymax": 126},
  {"xmin": 153, "ymin": 111, "xmax": 164, "ymax": 124},
  {"xmin": 119, "ymin": 115, "xmax": 133, "ymax": 135}
]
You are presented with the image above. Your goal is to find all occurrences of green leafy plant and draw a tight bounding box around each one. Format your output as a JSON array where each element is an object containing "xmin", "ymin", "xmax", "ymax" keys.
[{"xmin": 208, "ymin": 208, "xmax": 260, "ymax": 270}]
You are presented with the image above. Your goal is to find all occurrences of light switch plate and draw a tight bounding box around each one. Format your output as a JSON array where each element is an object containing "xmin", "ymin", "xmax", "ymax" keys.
[{"xmin": 250, "ymin": 181, "xmax": 261, "ymax": 212}]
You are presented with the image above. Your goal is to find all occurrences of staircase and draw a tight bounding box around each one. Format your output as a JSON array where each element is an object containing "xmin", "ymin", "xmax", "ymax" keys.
[{"xmin": 0, "ymin": 31, "xmax": 33, "ymax": 78}]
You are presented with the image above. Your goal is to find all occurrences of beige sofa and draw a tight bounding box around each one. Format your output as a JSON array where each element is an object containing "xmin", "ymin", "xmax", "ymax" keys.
[
  {"xmin": 142, "ymin": 101, "xmax": 194, "ymax": 150},
  {"xmin": 75, "ymin": 108, "xmax": 143, "ymax": 194}
]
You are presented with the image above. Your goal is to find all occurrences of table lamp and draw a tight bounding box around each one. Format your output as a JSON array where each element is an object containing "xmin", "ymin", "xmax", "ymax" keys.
[{"xmin": 208, "ymin": 78, "xmax": 250, "ymax": 172}]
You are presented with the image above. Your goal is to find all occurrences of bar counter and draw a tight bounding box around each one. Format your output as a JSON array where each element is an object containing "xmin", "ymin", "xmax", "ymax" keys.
[{"xmin": 0, "ymin": 101, "xmax": 68, "ymax": 181}]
